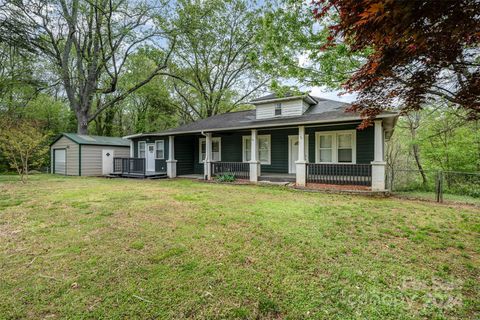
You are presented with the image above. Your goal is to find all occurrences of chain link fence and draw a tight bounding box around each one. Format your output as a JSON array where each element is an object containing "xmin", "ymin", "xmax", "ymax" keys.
[{"xmin": 387, "ymin": 168, "xmax": 480, "ymax": 204}]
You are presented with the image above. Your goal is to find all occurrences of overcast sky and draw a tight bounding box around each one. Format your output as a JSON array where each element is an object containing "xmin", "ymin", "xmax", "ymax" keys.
[{"xmin": 309, "ymin": 87, "xmax": 357, "ymax": 102}]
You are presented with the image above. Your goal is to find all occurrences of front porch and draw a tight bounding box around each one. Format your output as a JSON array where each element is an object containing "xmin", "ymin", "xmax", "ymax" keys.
[
  {"xmin": 111, "ymin": 157, "xmax": 167, "ymax": 179},
  {"xmin": 125, "ymin": 120, "xmax": 387, "ymax": 190}
]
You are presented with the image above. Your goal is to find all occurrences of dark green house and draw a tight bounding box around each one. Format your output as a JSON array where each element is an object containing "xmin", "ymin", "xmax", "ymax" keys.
[{"xmin": 121, "ymin": 93, "xmax": 398, "ymax": 190}]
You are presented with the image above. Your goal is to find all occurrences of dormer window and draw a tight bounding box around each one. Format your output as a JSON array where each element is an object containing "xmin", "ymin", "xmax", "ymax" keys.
[{"xmin": 275, "ymin": 103, "xmax": 282, "ymax": 116}]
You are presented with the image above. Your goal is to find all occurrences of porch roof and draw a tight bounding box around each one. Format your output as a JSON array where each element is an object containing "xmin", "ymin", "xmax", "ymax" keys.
[{"xmin": 125, "ymin": 96, "xmax": 398, "ymax": 139}]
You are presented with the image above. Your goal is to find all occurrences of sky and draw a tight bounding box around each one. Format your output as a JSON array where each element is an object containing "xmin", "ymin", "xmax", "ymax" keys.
[{"xmin": 309, "ymin": 86, "xmax": 357, "ymax": 103}]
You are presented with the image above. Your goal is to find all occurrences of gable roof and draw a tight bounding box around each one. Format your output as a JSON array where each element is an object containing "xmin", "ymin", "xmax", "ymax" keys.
[
  {"xmin": 126, "ymin": 95, "xmax": 398, "ymax": 139},
  {"xmin": 250, "ymin": 92, "xmax": 317, "ymax": 105},
  {"xmin": 51, "ymin": 133, "xmax": 131, "ymax": 147}
]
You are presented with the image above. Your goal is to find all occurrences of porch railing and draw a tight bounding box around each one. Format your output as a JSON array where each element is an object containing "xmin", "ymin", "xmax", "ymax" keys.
[
  {"xmin": 306, "ymin": 163, "xmax": 372, "ymax": 186},
  {"xmin": 211, "ymin": 162, "xmax": 250, "ymax": 180},
  {"xmin": 113, "ymin": 157, "xmax": 146, "ymax": 175}
]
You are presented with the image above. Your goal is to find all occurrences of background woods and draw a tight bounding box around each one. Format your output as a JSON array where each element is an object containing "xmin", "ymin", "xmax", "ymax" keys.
[{"xmin": 0, "ymin": 0, "xmax": 478, "ymax": 184}]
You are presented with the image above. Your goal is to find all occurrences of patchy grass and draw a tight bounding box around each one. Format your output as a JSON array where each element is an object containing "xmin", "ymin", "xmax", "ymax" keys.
[
  {"xmin": 393, "ymin": 191, "xmax": 480, "ymax": 206},
  {"xmin": 0, "ymin": 174, "xmax": 478, "ymax": 319}
]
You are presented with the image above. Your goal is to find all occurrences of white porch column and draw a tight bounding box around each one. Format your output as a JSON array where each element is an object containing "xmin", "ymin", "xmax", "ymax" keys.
[
  {"xmin": 129, "ymin": 140, "xmax": 134, "ymax": 157},
  {"xmin": 166, "ymin": 136, "xmax": 177, "ymax": 178},
  {"xmin": 249, "ymin": 129, "xmax": 260, "ymax": 182},
  {"xmin": 204, "ymin": 133, "xmax": 212, "ymax": 180},
  {"xmin": 371, "ymin": 119, "xmax": 386, "ymax": 191},
  {"xmin": 295, "ymin": 125, "xmax": 307, "ymax": 187}
]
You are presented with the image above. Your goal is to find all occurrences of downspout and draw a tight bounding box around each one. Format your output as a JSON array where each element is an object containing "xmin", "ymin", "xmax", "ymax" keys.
[{"xmin": 201, "ymin": 131, "xmax": 208, "ymax": 180}]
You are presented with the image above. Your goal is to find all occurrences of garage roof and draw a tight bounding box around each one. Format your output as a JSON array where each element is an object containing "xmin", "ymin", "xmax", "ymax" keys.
[{"xmin": 51, "ymin": 133, "xmax": 131, "ymax": 147}]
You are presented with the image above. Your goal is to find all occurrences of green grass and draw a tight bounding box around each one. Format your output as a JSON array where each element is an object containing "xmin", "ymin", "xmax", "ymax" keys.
[
  {"xmin": 0, "ymin": 174, "xmax": 479, "ymax": 319},
  {"xmin": 393, "ymin": 191, "xmax": 480, "ymax": 206}
]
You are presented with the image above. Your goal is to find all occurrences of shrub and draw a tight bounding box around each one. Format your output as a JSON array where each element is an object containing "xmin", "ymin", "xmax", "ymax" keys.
[{"xmin": 216, "ymin": 172, "xmax": 236, "ymax": 182}]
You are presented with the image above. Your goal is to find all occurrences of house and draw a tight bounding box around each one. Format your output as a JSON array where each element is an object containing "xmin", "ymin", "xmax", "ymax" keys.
[
  {"xmin": 50, "ymin": 133, "xmax": 130, "ymax": 176},
  {"xmin": 122, "ymin": 93, "xmax": 398, "ymax": 190}
]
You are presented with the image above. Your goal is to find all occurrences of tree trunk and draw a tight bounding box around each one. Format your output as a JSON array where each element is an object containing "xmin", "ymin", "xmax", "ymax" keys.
[
  {"xmin": 412, "ymin": 144, "xmax": 427, "ymax": 186},
  {"xmin": 77, "ymin": 111, "xmax": 89, "ymax": 135}
]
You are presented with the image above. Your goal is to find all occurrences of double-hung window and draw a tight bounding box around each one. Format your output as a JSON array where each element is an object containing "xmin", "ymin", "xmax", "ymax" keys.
[
  {"xmin": 155, "ymin": 140, "xmax": 164, "ymax": 159},
  {"xmin": 138, "ymin": 141, "xmax": 146, "ymax": 158},
  {"xmin": 274, "ymin": 103, "xmax": 282, "ymax": 116},
  {"xmin": 337, "ymin": 133, "xmax": 353, "ymax": 163},
  {"xmin": 199, "ymin": 137, "xmax": 221, "ymax": 163},
  {"xmin": 242, "ymin": 135, "xmax": 271, "ymax": 164},
  {"xmin": 315, "ymin": 131, "xmax": 356, "ymax": 163}
]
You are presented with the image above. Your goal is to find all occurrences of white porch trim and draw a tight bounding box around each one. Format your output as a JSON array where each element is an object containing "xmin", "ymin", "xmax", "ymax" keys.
[{"xmin": 371, "ymin": 119, "xmax": 386, "ymax": 191}]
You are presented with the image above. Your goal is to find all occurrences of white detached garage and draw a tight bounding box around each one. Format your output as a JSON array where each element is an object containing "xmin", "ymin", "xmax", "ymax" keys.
[{"xmin": 50, "ymin": 133, "xmax": 131, "ymax": 176}]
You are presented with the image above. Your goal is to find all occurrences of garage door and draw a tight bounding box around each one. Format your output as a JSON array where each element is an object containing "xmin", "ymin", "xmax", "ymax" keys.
[{"xmin": 54, "ymin": 149, "xmax": 66, "ymax": 174}]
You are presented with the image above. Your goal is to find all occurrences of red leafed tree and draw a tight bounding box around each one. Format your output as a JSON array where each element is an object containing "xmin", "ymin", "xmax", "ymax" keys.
[{"xmin": 312, "ymin": 0, "xmax": 480, "ymax": 126}]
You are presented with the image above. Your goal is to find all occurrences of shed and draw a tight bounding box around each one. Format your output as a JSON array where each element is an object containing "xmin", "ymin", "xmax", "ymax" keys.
[{"xmin": 50, "ymin": 133, "xmax": 131, "ymax": 176}]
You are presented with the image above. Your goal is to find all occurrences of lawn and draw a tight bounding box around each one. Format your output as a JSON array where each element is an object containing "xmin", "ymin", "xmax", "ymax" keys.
[{"xmin": 0, "ymin": 175, "xmax": 479, "ymax": 319}]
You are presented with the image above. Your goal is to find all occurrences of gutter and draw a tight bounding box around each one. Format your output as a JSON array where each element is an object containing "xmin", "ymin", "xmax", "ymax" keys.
[{"xmin": 131, "ymin": 113, "xmax": 399, "ymax": 138}]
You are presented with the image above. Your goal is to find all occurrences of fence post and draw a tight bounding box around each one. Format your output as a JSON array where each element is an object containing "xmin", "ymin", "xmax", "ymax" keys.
[
  {"xmin": 439, "ymin": 171, "xmax": 443, "ymax": 203},
  {"xmin": 435, "ymin": 171, "xmax": 444, "ymax": 203}
]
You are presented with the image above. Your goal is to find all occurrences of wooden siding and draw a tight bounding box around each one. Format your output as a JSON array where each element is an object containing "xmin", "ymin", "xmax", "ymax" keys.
[
  {"xmin": 80, "ymin": 145, "xmax": 130, "ymax": 176},
  {"xmin": 175, "ymin": 136, "xmax": 195, "ymax": 175},
  {"xmin": 255, "ymin": 99, "xmax": 306, "ymax": 119},
  {"xmin": 258, "ymin": 128, "xmax": 297, "ymax": 173},
  {"xmin": 129, "ymin": 122, "xmax": 374, "ymax": 175},
  {"xmin": 50, "ymin": 136, "xmax": 79, "ymax": 176},
  {"xmin": 132, "ymin": 137, "xmax": 169, "ymax": 172}
]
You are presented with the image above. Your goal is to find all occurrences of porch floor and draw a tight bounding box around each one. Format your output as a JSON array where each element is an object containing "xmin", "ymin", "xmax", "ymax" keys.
[
  {"xmin": 110, "ymin": 171, "xmax": 167, "ymax": 179},
  {"xmin": 259, "ymin": 173, "xmax": 295, "ymax": 183},
  {"xmin": 178, "ymin": 174, "xmax": 204, "ymax": 180}
]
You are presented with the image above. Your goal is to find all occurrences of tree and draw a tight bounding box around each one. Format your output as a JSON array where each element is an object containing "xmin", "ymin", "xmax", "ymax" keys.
[
  {"xmin": 310, "ymin": 0, "xmax": 480, "ymax": 124},
  {"xmin": 257, "ymin": 1, "xmax": 368, "ymax": 90},
  {"xmin": 0, "ymin": 118, "xmax": 50, "ymax": 182},
  {"xmin": 164, "ymin": 0, "xmax": 269, "ymax": 120},
  {"xmin": 5, "ymin": 0, "xmax": 176, "ymax": 134}
]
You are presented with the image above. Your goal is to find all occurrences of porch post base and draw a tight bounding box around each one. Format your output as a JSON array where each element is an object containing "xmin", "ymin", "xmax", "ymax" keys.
[
  {"xmin": 204, "ymin": 161, "xmax": 213, "ymax": 180},
  {"xmin": 295, "ymin": 161, "xmax": 307, "ymax": 187},
  {"xmin": 166, "ymin": 160, "xmax": 177, "ymax": 178},
  {"xmin": 371, "ymin": 161, "xmax": 386, "ymax": 191},
  {"xmin": 249, "ymin": 161, "xmax": 260, "ymax": 183}
]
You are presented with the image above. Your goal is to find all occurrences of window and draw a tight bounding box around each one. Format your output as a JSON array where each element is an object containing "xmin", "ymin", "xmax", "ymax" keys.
[
  {"xmin": 199, "ymin": 137, "xmax": 221, "ymax": 163},
  {"xmin": 155, "ymin": 140, "xmax": 164, "ymax": 159},
  {"xmin": 315, "ymin": 131, "xmax": 356, "ymax": 163},
  {"xmin": 138, "ymin": 141, "xmax": 146, "ymax": 158},
  {"xmin": 337, "ymin": 133, "xmax": 353, "ymax": 163},
  {"xmin": 274, "ymin": 103, "xmax": 282, "ymax": 116},
  {"xmin": 318, "ymin": 134, "xmax": 333, "ymax": 162},
  {"xmin": 242, "ymin": 135, "xmax": 271, "ymax": 164}
]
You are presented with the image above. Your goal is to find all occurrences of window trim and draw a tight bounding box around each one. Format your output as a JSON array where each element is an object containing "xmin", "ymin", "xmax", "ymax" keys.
[
  {"xmin": 155, "ymin": 140, "xmax": 165, "ymax": 160},
  {"xmin": 242, "ymin": 134, "xmax": 271, "ymax": 165},
  {"xmin": 199, "ymin": 137, "xmax": 221, "ymax": 163},
  {"xmin": 138, "ymin": 141, "xmax": 146, "ymax": 158},
  {"xmin": 315, "ymin": 130, "xmax": 356, "ymax": 164},
  {"xmin": 274, "ymin": 103, "xmax": 282, "ymax": 116}
]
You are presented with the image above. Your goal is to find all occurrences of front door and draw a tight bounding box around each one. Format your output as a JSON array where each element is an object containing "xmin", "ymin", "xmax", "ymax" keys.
[
  {"xmin": 146, "ymin": 144, "xmax": 155, "ymax": 172},
  {"xmin": 102, "ymin": 149, "xmax": 114, "ymax": 175},
  {"xmin": 288, "ymin": 135, "xmax": 309, "ymax": 174}
]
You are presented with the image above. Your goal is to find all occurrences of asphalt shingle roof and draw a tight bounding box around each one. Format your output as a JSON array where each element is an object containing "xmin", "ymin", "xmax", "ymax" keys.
[
  {"xmin": 53, "ymin": 133, "xmax": 131, "ymax": 146},
  {"xmin": 131, "ymin": 95, "xmax": 398, "ymax": 138}
]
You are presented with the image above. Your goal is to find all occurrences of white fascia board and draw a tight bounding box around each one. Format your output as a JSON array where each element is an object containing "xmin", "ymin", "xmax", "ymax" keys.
[{"xmin": 135, "ymin": 113, "xmax": 399, "ymax": 138}]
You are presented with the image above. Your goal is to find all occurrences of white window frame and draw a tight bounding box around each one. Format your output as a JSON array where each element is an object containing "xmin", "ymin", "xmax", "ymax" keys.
[
  {"xmin": 199, "ymin": 137, "xmax": 221, "ymax": 163},
  {"xmin": 155, "ymin": 140, "xmax": 165, "ymax": 159},
  {"xmin": 242, "ymin": 135, "xmax": 271, "ymax": 165},
  {"xmin": 138, "ymin": 141, "xmax": 146, "ymax": 158},
  {"xmin": 274, "ymin": 103, "xmax": 282, "ymax": 116},
  {"xmin": 315, "ymin": 130, "xmax": 356, "ymax": 164}
]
